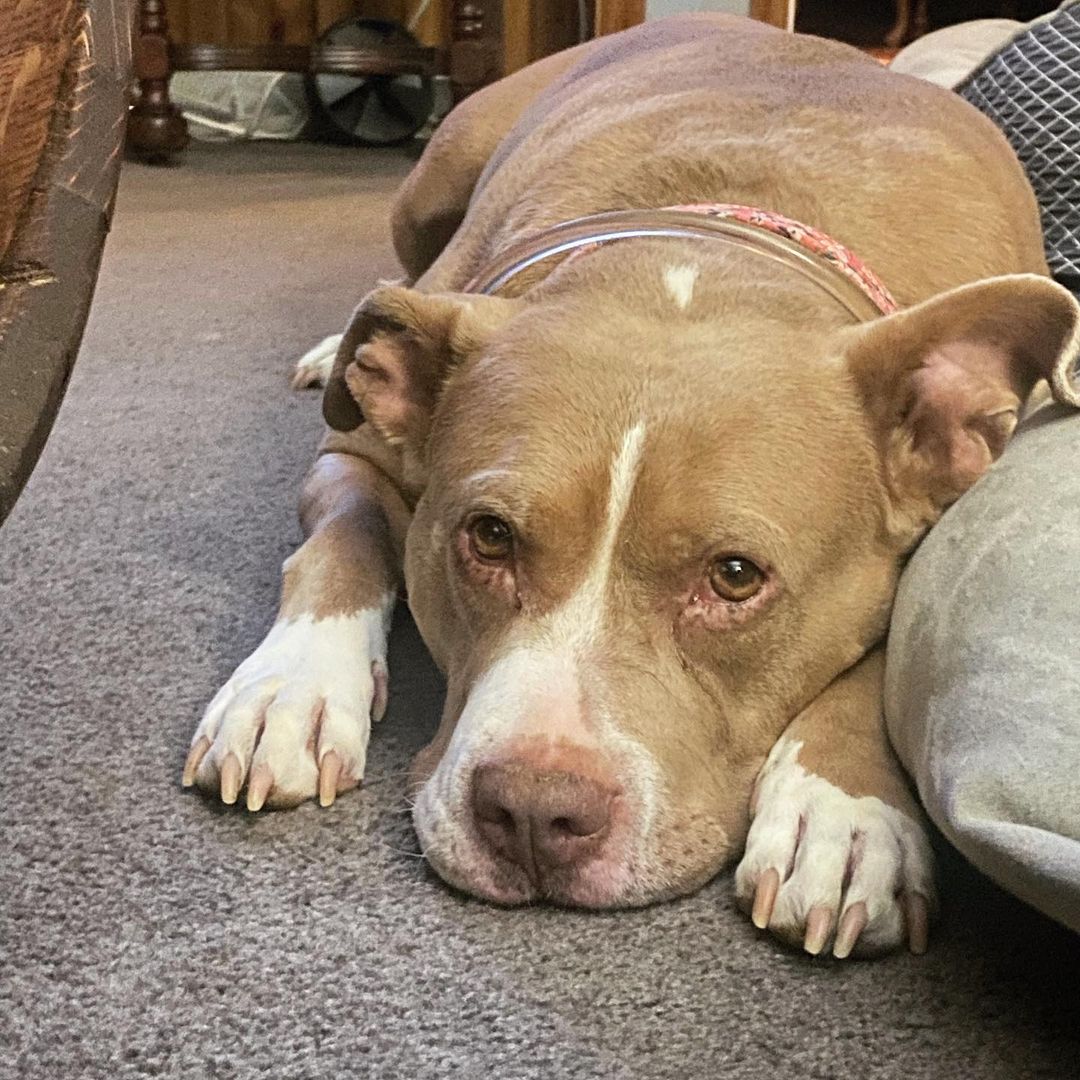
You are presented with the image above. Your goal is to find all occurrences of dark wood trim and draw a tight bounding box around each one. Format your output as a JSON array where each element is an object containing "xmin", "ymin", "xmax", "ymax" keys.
[
  {"xmin": 450, "ymin": 1, "xmax": 498, "ymax": 102},
  {"xmin": 172, "ymin": 43, "xmax": 438, "ymax": 78}
]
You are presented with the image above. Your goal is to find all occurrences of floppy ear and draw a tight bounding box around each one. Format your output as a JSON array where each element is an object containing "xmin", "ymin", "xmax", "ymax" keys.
[
  {"xmin": 322, "ymin": 285, "xmax": 523, "ymax": 444},
  {"xmin": 842, "ymin": 274, "xmax": 1080, "ymax": 541}
]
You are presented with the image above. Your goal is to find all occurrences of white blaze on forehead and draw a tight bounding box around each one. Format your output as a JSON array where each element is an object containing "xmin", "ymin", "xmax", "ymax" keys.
[
  {"xmin": 412, "ymin": 421, "xmax": 660, "ymax": 870},
  {"xmin": 445, "ymin": 418, "xmax": 648, "ymax": 761},
  {"xmin": 431, "ymin": 424, "xmax": 648, "ymax": 769},
  {"xmin": 663, "ymin": 264, "xmax": 699, "ymax": 310},
  {"xmin": 595, "ymin": 420, "xmax": 647, "ymax": 594},
  {"xmin": 547, "ymin": 420, "xmax": 646, "ymax": 649}
]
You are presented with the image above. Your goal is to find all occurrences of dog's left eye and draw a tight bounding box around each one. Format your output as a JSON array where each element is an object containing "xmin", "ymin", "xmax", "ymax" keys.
[
  {"xmin": 468, "ymin": 514, "xmax": 514, "ymax": 562},
  {"xmin": 708, "ymin": 556, "xmax": 765, "ymax": 603}
]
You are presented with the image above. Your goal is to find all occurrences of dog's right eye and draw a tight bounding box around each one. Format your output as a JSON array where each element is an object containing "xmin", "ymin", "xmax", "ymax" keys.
[
  {"xmin": 708, "ymin": 555, "xmax": 765, "ymax": 603},
  {"xmin": 467, "ymin": 515, "xmax": 514, "ymax": 562}
]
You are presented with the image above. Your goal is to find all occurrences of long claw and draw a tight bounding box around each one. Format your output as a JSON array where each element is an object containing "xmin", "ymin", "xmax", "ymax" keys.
[
  {"xmin": 803, "ymin": 906, "xmax": 833, "ymax": 956},
  {"xmin": 752, "ymin": 868, "xmax": 780, "ymax": 929},
  {"xmin": 319, "ymin": 751, "xmax": 343, "ymax": 808},
  {"xmin": 906, "ymin": 892, "xmax": 930, "ymax": 955},
  {"xmin": 246, "ymin": 764, "xmax": 273, "ymax": 812},
  {"xmin": 182, "ymin": 736, "xmax": 211, "ymax": 787},
  {"xmin": 833, "ymin": 901, "xmax": 868, "ymax": 959},
  {"xmin": 219, "ymin": 752, "xmax": 243, "ymax": 805},
  {"xmin": 371, "ymin": 659, "xmax": 389, "ymax": 723}
]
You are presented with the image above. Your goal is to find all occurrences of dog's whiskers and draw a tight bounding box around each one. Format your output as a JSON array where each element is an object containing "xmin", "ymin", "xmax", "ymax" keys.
[{"xmin": 385, "ymin": 845, "xmax": 428, "ymax": 861}]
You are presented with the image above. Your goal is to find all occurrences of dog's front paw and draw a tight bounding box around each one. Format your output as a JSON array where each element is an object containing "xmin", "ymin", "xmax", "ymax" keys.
[
  {"xmin": 290, "ymin": 334, "xmax": 343, "ymax": 390},
  {"xmin": 734, "ymin": 739, "xmax": 935, "ymax": 959},
  {"xmin": 182, "ymin": 609, "xmax": 391, "ymax": 810}
]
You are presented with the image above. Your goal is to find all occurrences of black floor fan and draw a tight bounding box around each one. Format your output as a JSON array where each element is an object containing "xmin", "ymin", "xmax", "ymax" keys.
[{"xmin": 306, "ymin": 17, "xmax": 436, "ymax": 147}]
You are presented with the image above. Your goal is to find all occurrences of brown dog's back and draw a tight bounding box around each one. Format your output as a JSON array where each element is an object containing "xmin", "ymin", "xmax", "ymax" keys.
[{"xmin": 408, "ymin": 14, "xmax": 1044, "ymax": 305}]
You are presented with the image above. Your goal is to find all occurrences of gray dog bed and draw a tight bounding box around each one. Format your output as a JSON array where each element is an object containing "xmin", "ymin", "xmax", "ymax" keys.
[
  {"xmin": 886, "ymin": 397, "xmax": 1080, "ymax": 935},
  {"xmin": 886, "ymin": 3, "xmax": 1080, "ymax": 935}
]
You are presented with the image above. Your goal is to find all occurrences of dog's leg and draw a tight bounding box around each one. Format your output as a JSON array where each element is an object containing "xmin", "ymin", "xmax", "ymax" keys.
[
  {"xmin": 182, "ymin": 451, "xmax": 410, "ymax": 810},
  {"xmin": 734, "ymin": 648, "xmax": 936, "ymax": 958}
]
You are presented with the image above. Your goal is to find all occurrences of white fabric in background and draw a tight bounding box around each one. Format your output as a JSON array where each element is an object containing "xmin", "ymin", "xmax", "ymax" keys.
[{"xmin": 170, "ymin": 71, "xmax": 310, "ymax": 142}]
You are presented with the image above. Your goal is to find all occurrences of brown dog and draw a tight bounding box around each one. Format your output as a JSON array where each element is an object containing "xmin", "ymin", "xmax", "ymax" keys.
[{"xmin": 183, "ymin": 15, "xmax": 1080, "ymax": 959}]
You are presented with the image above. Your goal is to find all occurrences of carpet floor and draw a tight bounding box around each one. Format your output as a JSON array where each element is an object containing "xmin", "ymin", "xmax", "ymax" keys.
[{"xmin": 1, "ymin": 143, "xmax": 1078, "ymax": 1080}]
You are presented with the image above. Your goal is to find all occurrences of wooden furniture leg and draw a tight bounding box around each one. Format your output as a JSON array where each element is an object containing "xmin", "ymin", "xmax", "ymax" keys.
[
  {"xmin": 450, "ymin": 1, "xmax": 498, "ymax": 102},
  {"xmin": 128, "ymin": 0, "xmax": 189, "ymax": 162},
  {"xmin": 128, "ymin": 0, "xmax": 492, "ymax": 157}
]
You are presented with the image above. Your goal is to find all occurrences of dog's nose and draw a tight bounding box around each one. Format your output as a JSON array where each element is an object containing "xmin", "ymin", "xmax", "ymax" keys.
[{"xmin": 471, "ymin": 761, "xmax": 616, "ymax": 876}]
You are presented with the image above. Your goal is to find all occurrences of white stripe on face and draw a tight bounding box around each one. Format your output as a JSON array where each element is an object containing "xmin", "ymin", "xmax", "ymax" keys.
[
  {"xmin": 546, "ymin": 420, "xmax": 646, "ymax": 651},
  {"xmin": 415, "ymin": 422, "xmax": 654, "ymax": 847}
]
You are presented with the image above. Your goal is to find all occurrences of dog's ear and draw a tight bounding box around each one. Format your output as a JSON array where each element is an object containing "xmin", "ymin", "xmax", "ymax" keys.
[
  {"xmin": 842, "ymin": 274, "xmax": 1080, "ymax": 542},
  {"xmin": 323, "ymin": 285, "xmax": 523, "ymax": 443}
]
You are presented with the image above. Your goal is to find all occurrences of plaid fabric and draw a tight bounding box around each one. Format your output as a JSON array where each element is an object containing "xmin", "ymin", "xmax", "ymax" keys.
[{"xmin": 957, "ymin": 3, "xmax": 1080, "ymax": 292}]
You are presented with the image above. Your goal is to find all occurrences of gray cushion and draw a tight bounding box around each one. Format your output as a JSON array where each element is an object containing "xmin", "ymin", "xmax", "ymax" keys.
[{"xmin": 885, "ymin": 400, "xmax": 1080, "ymax": 933}]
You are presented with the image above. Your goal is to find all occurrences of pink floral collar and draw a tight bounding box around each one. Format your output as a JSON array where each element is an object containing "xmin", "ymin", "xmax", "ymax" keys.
[
  {"xmin": 669, "ymin": 203, "xmax": 897, "ymax": 315},
  {"xmin": 465, "ymin": 203, "xmax": 897, "ymax": 320}
]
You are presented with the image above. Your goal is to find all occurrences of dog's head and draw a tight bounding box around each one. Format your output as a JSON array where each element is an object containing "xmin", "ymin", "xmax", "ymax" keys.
[{"xmin": 326, "ymin": 252, "xmax": 1079, "ymax": 906}]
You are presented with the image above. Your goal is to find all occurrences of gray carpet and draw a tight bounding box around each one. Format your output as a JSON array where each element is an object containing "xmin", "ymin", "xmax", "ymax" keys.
[{"xmin": 1, "ymin": 143, "xmax": 1078, "ymax": 1080}]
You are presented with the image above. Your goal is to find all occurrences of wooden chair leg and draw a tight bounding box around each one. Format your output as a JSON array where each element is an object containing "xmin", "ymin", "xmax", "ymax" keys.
[
  {"xmin": 128, "ymin": 0, "xmax": 189, "ymax": 162},
  {"xmin": 450, "ymin": 0, "xmax": 498, "ymax": 103}
]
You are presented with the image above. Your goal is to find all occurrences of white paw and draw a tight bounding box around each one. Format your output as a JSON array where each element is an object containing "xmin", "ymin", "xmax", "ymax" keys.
[
  {"xmin": 734, "ymin": 738, "xmax": 935, "ymax": 959},
  {"xmin": 291, "ymin": 334, "xmax": 343, "ymax": 390},
  {"xmin": 183, "ymin": 602, "xmax": 393, "ymax": 810}
]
